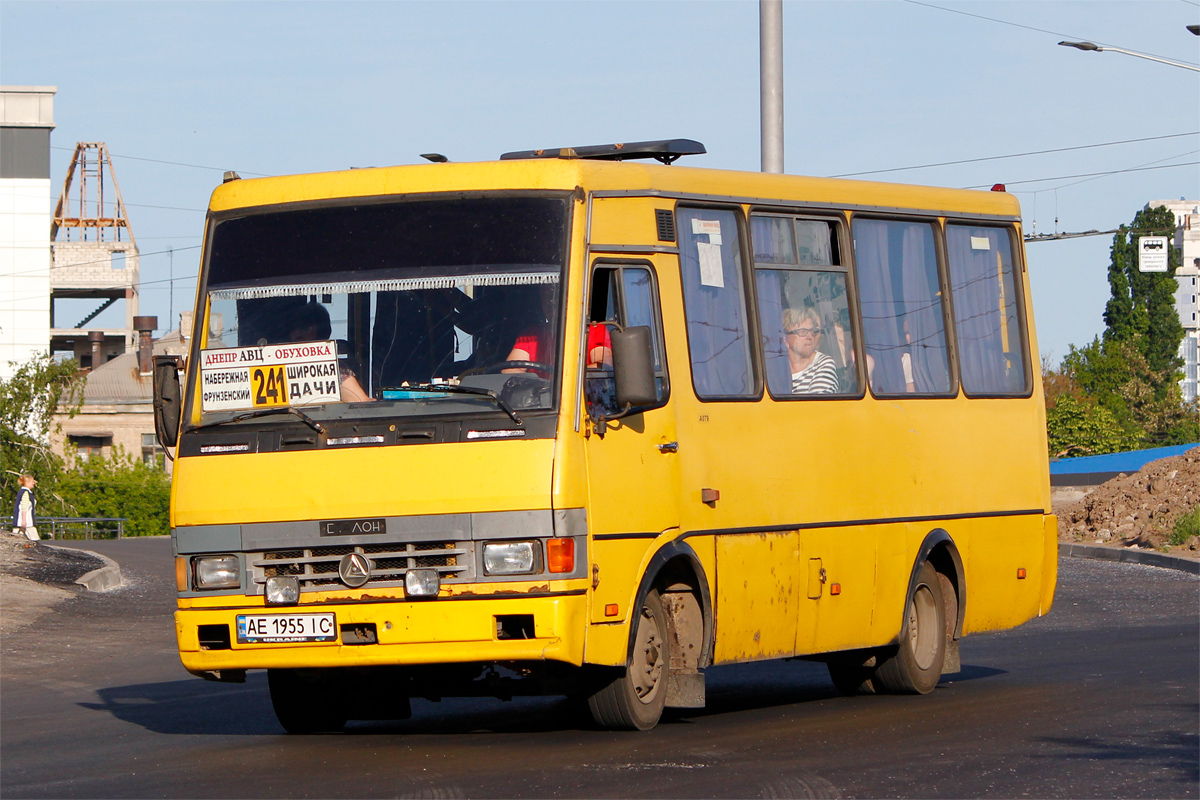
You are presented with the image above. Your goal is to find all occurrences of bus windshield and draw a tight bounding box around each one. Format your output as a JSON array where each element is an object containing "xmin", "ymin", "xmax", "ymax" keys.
[{"xmin": 195, "ymin": 195, "xmax": 569, "ymax": 425}]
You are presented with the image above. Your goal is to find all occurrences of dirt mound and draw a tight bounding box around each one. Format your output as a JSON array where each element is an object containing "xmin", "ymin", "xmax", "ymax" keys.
[{"xmin": 1058, "ymin": 447, "xmax": 1200, "ymax": 557}]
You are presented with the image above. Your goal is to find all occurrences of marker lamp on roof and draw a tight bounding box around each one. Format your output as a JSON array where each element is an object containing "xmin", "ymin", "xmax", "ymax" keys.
[{"xmin": 483, "ymin": 542, "xmax": 536, "ymax": 575}]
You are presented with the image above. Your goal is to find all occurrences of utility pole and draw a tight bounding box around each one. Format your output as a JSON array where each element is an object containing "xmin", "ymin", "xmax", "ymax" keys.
[
  {"xmin": 168, "ymin": 247, "xmax": 174, "ymax": 331},
  {"xmin": 760, "ymin": 0, "xmax": 784, "ymax": 173}
]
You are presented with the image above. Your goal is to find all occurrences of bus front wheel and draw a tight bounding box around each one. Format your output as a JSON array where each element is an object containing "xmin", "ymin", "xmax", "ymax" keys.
[
  {"xmin": 268, "ymin": 668, "xmax": 348, "ymax": 734},
  {"xmin": 587, "ymin": 588, "xmax": 668, "ymax": 730},
  {"xmin": 874, "ymin": 561, "xmax": 946, "ymax": 695}
]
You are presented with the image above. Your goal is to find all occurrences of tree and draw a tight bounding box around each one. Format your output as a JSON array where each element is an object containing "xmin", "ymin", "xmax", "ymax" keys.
[
  {"xmin": 0, "ymin": 354, "xmax": 81, "ymax": 515},
  {"xmin": 1045, "ymin": 203, "xmax": 1196, "ymax": 456},
  {"xmin": 1045, "ymin": 394, "xmax": 1138, "ymax": 458},
  {"xmin": 57, "ymin": 447, "xmax": 171, "ymax": 537},
  {"xmin": 1104, "ymin": 205, "xmax": 1185, "ymax": 388}
]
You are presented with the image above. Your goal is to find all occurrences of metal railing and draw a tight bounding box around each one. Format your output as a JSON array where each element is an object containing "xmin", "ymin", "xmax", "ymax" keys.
[{"xmin": 41, "ymin": 517, "xmax": 128, "ymax": 540}]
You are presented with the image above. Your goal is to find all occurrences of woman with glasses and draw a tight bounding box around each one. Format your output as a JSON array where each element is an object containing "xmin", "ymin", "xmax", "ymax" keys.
[{"xmin": 783, "ymin": 307, "xmax": 839, "ymax": 394}]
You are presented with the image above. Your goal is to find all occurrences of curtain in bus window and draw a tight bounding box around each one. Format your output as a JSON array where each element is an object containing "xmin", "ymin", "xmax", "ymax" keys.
[
  {"xmin": 853, "ymin": 219, "xmax": 950, "ymax": 395},
  {"xmin": 946, "ymin": 225, "xmax": 1026, "ymax": 394},
  {"xmin": 751, "ymin": 216, "xmax": 796, "ymax": 264},
  {"xmin": 678, "ymin": 208, "xmax": 754, "ymax": 397},
  {"xmin": 755, "ymin": 270, "xmax": 791, "ymax": 391},
  {"xmin": 899, "ymin": 225, "xmax": 951, "ymax": 393},
  {"xmin": 854, "ymin": 220, "xmax": 906, "ymax": 394}
]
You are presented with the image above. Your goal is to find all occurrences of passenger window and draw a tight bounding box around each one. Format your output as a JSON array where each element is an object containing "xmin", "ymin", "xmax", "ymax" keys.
[
  {"xmin": 585, "ymin": 265, "xmax": 668, "ymax": 419},
  {"xmin": 852, "ymin": 218, "xmax": 951, "ymax": 395},
  {"xmin": 946, "ymin": 225, "xmax": 1028, "ymax": 395},
  {"xmin": 677, "ymin": 208, "xmax": 755, "ymax": 398},
  {"xmin": 751, "ymin": 215, "xmax": 858, "ymax": 397}
]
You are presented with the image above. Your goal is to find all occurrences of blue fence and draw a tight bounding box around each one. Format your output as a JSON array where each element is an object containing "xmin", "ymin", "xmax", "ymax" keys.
[{"xmin": 1050, "ymin": 443, "xmax": 1199, "ymax": 485}]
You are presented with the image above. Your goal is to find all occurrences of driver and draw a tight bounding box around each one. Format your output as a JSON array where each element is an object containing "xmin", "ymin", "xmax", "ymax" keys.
[
  {"xmin": 287, "ymin": 302, "xmax": 375, "ymax": 403},
  {"xmin": 502, "ymin": 283, "xmax": 557, "ymax": 374}
]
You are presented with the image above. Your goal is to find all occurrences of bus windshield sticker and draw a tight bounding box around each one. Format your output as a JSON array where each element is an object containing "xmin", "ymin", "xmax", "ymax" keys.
[
  {"xmin": 970, "ymin": 236, "xmax": 991, "ymax": 250},
  {"xmin": 200, "ymin": 341, "xmax": 339, "ymax": 412},
  {"xmin": 691, "ymin": 218, "xmax": 723, "ymax": 245},
  {"xmin": 698, "ymin": 242, "xmax": 725, "ymax": 288}
]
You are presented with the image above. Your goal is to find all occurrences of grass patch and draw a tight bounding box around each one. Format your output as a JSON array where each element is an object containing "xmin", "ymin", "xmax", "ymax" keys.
[{"xmin": 1169, "ymin": 505, "xmax": 1200, "ymax": 547}]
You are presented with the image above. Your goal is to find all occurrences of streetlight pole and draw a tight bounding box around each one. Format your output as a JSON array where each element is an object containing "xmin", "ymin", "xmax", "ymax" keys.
[
  {"xmin": 760, "ymin": 0, "xmax": 784, "ymax": 173},
  {"xmin": 1058, "ymin": 41, "xmax": 1200, "ymax": 72}
]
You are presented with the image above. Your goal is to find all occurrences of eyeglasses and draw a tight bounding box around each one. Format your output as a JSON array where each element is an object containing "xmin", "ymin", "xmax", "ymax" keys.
[{"xmin": 785, "ymin": 327, "xmax": 821, "ymax": 338}]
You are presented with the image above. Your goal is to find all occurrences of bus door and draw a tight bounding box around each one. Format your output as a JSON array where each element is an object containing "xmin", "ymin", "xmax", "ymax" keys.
[{"xmin": 582, "ymin": 259, "xmax": 680, "ymax": 624}]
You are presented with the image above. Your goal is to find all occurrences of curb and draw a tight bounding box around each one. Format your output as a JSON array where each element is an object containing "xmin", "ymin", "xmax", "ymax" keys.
[
  {"xmin": 44, "ymin": 545, "xmax": 124, "ymax": 592},
  {"xmin": 1060, "ymin": 542, "xmax": 1200, "ymax": 575}
]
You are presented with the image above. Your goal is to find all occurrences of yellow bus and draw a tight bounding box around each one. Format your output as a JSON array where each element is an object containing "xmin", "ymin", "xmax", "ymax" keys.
[{"xmin": 155, "ymin": 140, "xmax": 1057, "ymax": 733}]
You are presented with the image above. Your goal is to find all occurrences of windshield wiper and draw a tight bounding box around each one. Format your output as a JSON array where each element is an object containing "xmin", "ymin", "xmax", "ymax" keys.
[
  {"xmin": 398, "ymin": 384, "xmax": 523, "ymax": 425},
  {"xmin": 189, "ymin": 406, "xmax": 326, "ymax": 434}
]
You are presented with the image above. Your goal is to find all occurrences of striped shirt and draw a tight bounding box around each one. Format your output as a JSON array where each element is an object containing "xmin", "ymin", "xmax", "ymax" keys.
[{"xmin": 791, "ymin": 351, "xmax": 839, "ymax": 394}]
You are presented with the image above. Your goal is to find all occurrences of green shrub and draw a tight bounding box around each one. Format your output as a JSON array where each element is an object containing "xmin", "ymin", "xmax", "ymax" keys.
[
  {"xmin": 1170, "ymin": 505, "xmax": 1200, "ymax": 547},
  {"xmin": 58, "ymin": 447, "xmax": 170, "ymax": 537}
]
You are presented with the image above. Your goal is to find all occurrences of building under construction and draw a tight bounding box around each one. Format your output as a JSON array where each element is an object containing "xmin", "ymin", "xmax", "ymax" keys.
[{"xmin": 50, "ymin": 141, "xmax": 141, "ymax": 368}]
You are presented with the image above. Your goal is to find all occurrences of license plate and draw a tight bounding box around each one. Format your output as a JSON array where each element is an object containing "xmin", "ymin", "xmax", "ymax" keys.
[{"xmin": 236, "ymin": 613, "xmax": 336, "ymax": 644}]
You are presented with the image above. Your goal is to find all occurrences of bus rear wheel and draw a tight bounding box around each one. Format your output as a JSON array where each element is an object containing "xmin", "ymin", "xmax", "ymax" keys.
[
  {"xmin": 587, "ymin": 588, "xmax": 668, "ymax": 730},
  {"xmin": 268, "ymin": 668, "xmax": 348, "ymax": 734},
  {"xmin": 874, "ymin": 561, "xmax": 946, "ymax": 695}
]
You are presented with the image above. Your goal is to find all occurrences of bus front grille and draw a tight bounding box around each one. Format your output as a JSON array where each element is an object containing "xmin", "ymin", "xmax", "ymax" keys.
[{"xmin": 250, "ymin": 542, "xmax": 469, "ymax": 591}]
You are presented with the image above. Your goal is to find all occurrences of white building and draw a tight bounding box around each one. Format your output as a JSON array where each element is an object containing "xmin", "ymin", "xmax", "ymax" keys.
[
  {"xmin": 1150, "ymin": 199, "xmax": 1200, "ymax": 404},
  {"xmin": 0, "ymin": 86, "xmax": 56, "ymax": 380}
]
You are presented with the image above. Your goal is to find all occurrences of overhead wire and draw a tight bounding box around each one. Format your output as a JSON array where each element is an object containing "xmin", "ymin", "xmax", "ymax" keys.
[
  {"xmin": 901, "ymin": 0, "xmax": 1198, "ymax": 65},
  {"xmin": 50, "ymin": 145, "xmax": 269, "ymax": 177},
  {"xmin": 828, "ymin": 132, "xmax": 1199, "ymax": 178},
  {"xmin": 963, "ymin": 159, "xmax": 1198, "ymax": 189}
]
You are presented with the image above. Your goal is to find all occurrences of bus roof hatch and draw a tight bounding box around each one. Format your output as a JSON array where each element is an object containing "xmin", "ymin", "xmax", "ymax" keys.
[{"xmin": 500, "ymin": 139, "xmax": 706, "ymax": 165}]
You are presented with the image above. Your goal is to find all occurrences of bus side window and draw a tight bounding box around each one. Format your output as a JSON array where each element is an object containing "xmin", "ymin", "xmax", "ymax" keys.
[
  {"xmin": 756, "ymin": 270, "xmax": 857, "ymax": 397},
  {"xmin": 586, "ymin": 265, "xmax": 668, "ymax": 419},
  {"xmin": 946, "ymin": 225, "xmax": 1028, "ymax": 395},
  {"xmin": 852, "ymin": 218, "xmax": 952, "ymax": 396},
  {"xmin": 677, "ymin": 207, "xmax": 755, "ymax": 399},
  {"xmin": 750, "ymin": 214, "xmax": 857, "ymax": 398}
]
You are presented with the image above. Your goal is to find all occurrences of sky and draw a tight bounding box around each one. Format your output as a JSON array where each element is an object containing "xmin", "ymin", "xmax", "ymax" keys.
[{"xmin": 2, "ymin": 0, "xmax": 1197, "ymax": 363}]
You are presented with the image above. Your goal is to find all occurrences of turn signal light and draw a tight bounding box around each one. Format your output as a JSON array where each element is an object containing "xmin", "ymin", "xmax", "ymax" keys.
[
  {"xmin": 175, "ymin": 557, "xmax": 188, "ymax": 592},
  {"xmin": 547, "ymin": 538, "xmax": 575, "ymax": 573},
  {"xmin": 605, "ymin": 604, "xmax": 619, "ymax": 617},
  {"xmin": 830, "ymin": 583, "xmax": 842, "ymax": 595},
  {"xmin": 1017, "ymin": 567, "xmax": 1027, "ymax": 579}
]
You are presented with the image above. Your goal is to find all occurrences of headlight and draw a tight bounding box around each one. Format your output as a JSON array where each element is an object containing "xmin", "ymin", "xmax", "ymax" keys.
[
  {"xmin": 483, "ymin": 541, "xmax": 536, "ymax": 575},
  {"xmin": 193, "ymin": 555, "xmax": 241, "ymax": 590},
  {"xmin": 405, "ymin": 568, "xmax": 440, "ymax": 597},
  {"xmin": 265, "ymin": 575, "xmax": 300, "ymax": 605}
]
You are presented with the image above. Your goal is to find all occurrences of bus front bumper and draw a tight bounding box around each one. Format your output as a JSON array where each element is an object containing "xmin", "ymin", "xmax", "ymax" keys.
[{"xmin": 176, "ymin": 593, "xmax": 588, "ymax": 673}]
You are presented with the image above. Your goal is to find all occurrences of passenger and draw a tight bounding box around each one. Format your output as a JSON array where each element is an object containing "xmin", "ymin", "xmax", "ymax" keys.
[
  {"xmin": 286, "ymin": 302, "xmax": 374, "ymax": 402},
  {"xmin": 783, "ymin": 307, "xmax": 838, "ymax": 394}
]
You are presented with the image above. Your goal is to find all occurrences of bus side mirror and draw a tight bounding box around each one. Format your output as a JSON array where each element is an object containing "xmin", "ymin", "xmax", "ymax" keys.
[
  {"xmin": 612, "ymin": 326, "xmax": 657, "ymax": 409},
  {"xmin": 153, "ymin": 355, "xmax": 183, "ymax": 449}
]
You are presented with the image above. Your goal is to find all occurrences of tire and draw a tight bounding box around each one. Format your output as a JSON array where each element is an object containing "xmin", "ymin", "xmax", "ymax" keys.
[
  {"xmin": 587, "ymin": 588, "xmax": 669, "ymax": 730},
  {"xmin": 267, "ymin": 668, "xmax": 348, "ymax": 734},
  {"xmin": 874, "ymin": 561, "xmax": 946, "ymax": 695},
  {"xmin": 826, "ymin": 661, "xmax": 876, "ymax": 696}
]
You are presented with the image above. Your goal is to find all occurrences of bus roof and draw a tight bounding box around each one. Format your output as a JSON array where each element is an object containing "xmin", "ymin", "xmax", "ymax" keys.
[{"xmin": 208, "ymin": 158, "xmax": 1022, "ymax": 221}]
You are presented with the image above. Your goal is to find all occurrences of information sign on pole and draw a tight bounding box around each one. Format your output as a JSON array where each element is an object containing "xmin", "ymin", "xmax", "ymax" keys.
[{"xmin": 1138, "ymin": 236, "xmax": 1169, "ymax": 272}]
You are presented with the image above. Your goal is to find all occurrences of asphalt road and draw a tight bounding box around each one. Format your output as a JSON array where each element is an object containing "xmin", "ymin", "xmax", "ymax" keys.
[{"xmin": 1, "ymin": 537, "xmax": 1196, "ymax": 799}]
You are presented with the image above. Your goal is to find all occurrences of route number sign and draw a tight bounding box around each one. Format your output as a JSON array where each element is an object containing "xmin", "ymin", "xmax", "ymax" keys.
[{"xmin": 200, "ymin": 341, "xmax": 340, "ymax": 412}]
